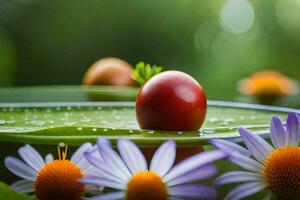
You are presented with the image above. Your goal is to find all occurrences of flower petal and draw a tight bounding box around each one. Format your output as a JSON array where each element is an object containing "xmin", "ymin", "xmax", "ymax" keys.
[
  {"xmin": 224, "ymin": 182, "xmax": 266, "ymax": 200},
  {"xmin": 150, "ymin": 140, "xmax": 176, "ymax": 177},
  {"xmin": 84, "ymin": 152, "xmax": 126, "ymax": 185},
  {"xmin": 214, "ymin": 171, "xmax": 264, "ymax": 185},
  {"xmin": 168, "ymin": 184, "xmax": 218, "ymax": 199},
  {"xmin": 167, "ymin": 164, "xmax": 217, "ymax": 186},
  {"xmin": 71, "ymin": 142, "xmax": 93, "ymax": 165},
  {"xmin": 10, "ymin": 180, "xmax": 34, "ymax": 193},
  {"xmin": 117, "ymin": 139, "xmax": 147, "ymax": 174},
  {"xmin": 97, "ymin": 138, "xmax": 131, "ymax": 181},
  {"xmin": 18, "ymin": 145, "xmax": 45, "ymax": 171},
  {"xmin": 239, "ymin": 128, "xmax": 274, "ymax": 163},
  {"xmin": 87, "ymin": 192, "xmax": 125, "ymax": 200},
  {"xmin": 4, "ymin": 157, "xmax": 37, "ymax": 181},
  {"xmin": 71, "ymin": 142, "xmax": 95, "ymax": 173},
  {"xmin": 45, "ymin": 154, "xmax": 54, "ymax": 163},
  {"xmin": 164, "ymin": 150, "xmax": 227, "ymax": 183},
  {"xmin": 80, "ymin": 176, "xmax": 125, "ymax": 190},
  {"xmin": 286, "ymin": 113, "xmax": 300, "ymax": 147},
  {"xmin": 210, "ymin": 139, "xmax": 251, "ymax": 156},
  {"xmin": 270, "ymin": 116, "xmax": 286, "ymax": 148},
  {"xmin": 229, "ymin": 152, "xmax": 264, "ymax": 173}
]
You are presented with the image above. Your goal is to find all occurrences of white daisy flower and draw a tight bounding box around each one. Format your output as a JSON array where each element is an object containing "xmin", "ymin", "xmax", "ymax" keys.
[
  {"xmin": 4, "ymin": 142, "xmax": 98, "ymax": 200},
  {"xmin": 211, "ymin": 113, "xmax": 300, "ymax": 200},
  {"xmin": 80, "ymin": 138, "xmax": 228, "ymax": 200}
]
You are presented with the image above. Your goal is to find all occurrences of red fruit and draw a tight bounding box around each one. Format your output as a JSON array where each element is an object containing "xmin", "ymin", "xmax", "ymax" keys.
[{"xmin": 136, "ymin": 71, "xmax": 207, "ymax": 131}]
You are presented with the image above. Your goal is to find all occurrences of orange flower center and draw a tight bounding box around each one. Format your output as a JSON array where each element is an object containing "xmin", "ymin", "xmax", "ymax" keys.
[
  {"xmin": 126, "ymin": 171, "xmax": 168, "ymax": 200},
  {"xmin": 264, "ymin": 147, "xmax": 300, "ymax": 199},
  {"xmin": 34, "ymin": 160, "xmax": 84, "ymax": 200},
  {"xmin": 239, "ymin": 70, "xmax": 297, "ymax": 97}
]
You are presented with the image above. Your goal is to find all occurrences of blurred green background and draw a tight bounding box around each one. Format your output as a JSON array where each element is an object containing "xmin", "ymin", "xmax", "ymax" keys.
[{"xmin": 0, "ymin": 0, "xmax": 300, "ymax": 104}]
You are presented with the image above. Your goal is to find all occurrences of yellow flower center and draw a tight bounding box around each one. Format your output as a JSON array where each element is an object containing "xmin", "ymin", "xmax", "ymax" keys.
[
  {"xmin": 35, "ymin": 160, "xmax": 84, "ymax": 200},
  {"xmin": 34, "ymin": 145, "xmax": 84, "ymax": 200},
  {"xmin": 239, "ymin": 70, "xmax": 297, "ymax": 97},
  {"xmin": 264, "ymin": 147, "xmax": 300, "ymax": 199},
  {"xmin": 126, "ymin": 171, "xmax": 168, "ymax": 200}
]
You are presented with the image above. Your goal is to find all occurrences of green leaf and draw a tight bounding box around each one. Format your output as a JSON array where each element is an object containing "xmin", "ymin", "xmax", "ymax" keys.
[
  {"xmin": 0, "ymin": 182, "xmax": 35, "ymax": 200},
  {"xmin": 0, "ymin": 101, "xmax": 297, "ymax": 147},
  {"xmin": 132, "ymin": 61, "xmax": 163, "ymax": 85}
]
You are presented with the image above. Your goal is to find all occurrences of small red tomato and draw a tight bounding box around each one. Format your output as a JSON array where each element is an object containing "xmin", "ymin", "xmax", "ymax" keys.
[{"xmin": 136, "ymin": 71, "xmax": 207, "ymax": 131}]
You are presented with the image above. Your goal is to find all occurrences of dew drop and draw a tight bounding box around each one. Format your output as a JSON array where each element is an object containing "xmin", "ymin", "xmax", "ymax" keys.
[
  {"xmin": 92, "ymin": 128, "xmax": 97, "ymax": 132},
  {"xmin": 148, "ymin": 130, "xmax": 155, "ymax": 134},
  {"xmin": 0, "ymin": 120, "xmax": 5, "ymax": 125},
  {"xmin": 223, "ymin": 118, "xmax": 235, "ymax": 123},
  {"xmin": 6, "ymin": 120, "xmax": 16, "ymax": 124},
  {"xmin": 209, "ymin": 117, "xmax": 219, "ymax": 123},
  {"xmin": 80, "ymin": 117, "xmax": 92, "ymax": 123},
  {"xmin": 64, "ymin": 121, "xmax": 77, "ymax": 126},
  {"xmin": 77, "ymin": 127, "xmax": 83, "ymax": 131},
  {"xmin": 103, "ymin": 128, "xmax": 108, "ymax": 132},
  {"xmin": 201, "ymin": 128, "xmax": 215, "ymax": 134},
  {"xmin": 177, "ymin": 131, "xmax": 184, "ymax": 135},
  {"xmin": 31, "ymin": 120, "xmax": 45, "ymax": 127}
]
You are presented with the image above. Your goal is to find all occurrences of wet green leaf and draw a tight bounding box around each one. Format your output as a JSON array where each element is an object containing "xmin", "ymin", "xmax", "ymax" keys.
[{"xmin": 0, "ymin": 101, "xmax": 297, "ymax": 147}]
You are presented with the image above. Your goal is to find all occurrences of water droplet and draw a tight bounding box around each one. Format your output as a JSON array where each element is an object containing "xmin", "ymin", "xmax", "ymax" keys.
[
  {"xmin": 80, "ymin": 117, "xmax": 91, "ymax": 123},
  {"xmin": 129, "ymin": 130, "xmax": 133, "ymax": 133},
  {"xmin": 67, "ymin": 106, "xmax": 72, "ymax": 111},
  {"xmin": 223, "ymin": 118, "xmax": 235, "ymax": 123},
  {"xmin": 220, "ymin": 122, "xmax": 229, "ymax": 126},
  {"xmin": 103, "ymin": 128, "xmax": 108, "ymax": 132},
  {"xmin": 77, "ymin": 127, "xmax": 83, "ymax": 131},
  {"xmin": 56, "ymin": 107, "xmax": 61, "ymax": 111},
  {"xmin": 6, "ymin": 120, "xmax": 16, "ymax": 124},
  {"xmin": 92, "ymin": 128, "xmax": 97, "ymax": 132},
  {"xmin": 64, "ymin": 121, "xmax": 77, "ymax": 126},
  {"xmin": 97, "ymin": 107, "xmax": 102, "ymax": 110},
  {"xmin": 148, "ymin": 130, "xmax": 155, "ymax": 134},
  {"xmin": 0, "ymin": 120, "xmax": 5, "ymax": 125},
  {"xmin": 48, "ymin": 120, "xmax": 54, "ymax": 124},
  {"xmin": 31, "ymin": 120, "xmax": 45, "ymax": 126},
  {"xmin": 209, "ymin": 117, "xmax": 219, "ymax": 123},
  {"xmin": 201, "ymin": 128, "xmax": 215, "ymax": 134},
  {"xmin": 177, "ymin": 131, "xmax": 184, "ymax": 135}
]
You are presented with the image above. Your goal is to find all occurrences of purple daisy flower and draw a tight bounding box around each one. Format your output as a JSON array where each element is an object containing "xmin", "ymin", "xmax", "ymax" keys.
[
  {"xmin": 211, "ymin": 113, "xmax": 300, "ymax": 200},
  {"xmin": 81, "ymin": 138, "xmax": 227, "ymax": 200},
  {"xmin": 4, "ymin": 143, "xmax": 100, "ymax": 199}
]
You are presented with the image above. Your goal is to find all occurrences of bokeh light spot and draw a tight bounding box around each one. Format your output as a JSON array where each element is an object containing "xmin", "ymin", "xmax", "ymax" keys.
[{"xmin": 220, "ymin": 0, "xmax": 255, "ymax": 34}]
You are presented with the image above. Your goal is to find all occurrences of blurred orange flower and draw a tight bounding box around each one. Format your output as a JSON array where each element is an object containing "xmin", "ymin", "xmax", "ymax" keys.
[{"xmin": 238, "ymin": 70, "xmax": 298, "ymax": 103}]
